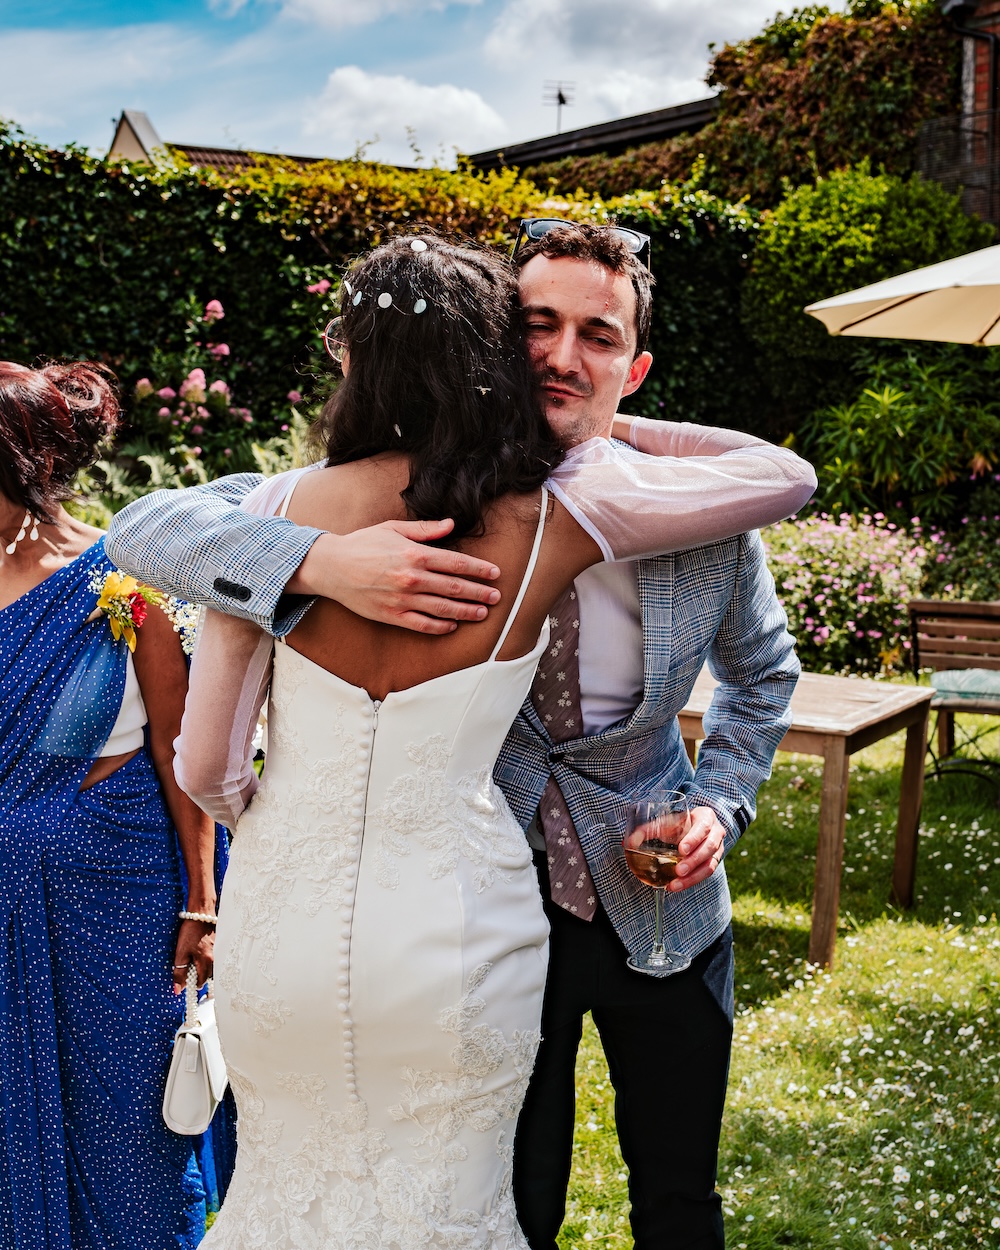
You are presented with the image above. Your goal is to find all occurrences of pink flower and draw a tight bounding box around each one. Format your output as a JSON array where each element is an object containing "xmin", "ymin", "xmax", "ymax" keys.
[
  {"xmin": 209, "ymin": 343, "xmax": 230, "ymax": 359},
  {"xmin": 307, "ymin": 279, "xmax": 331, "ymax": 295},
  {"xmin": 280, "ymin": 423, "xmax": 289, "ymax": 432},
  {"xmin": 180, "ymin": 368, "xmax": 207, "ymax": 403},
  {"xmin": 134, "ymin": 377, "xmax": 154, "ymax": 399},
  {"xmin": 158, "ymin": 386, "xmax": 177, "ymax": 400},
  {"xmin": 209, "ymin": 379, "xmax": 231, "ymax": 399},
  {"xmin": 287, "ymin": 390, "xmax": 302, "ymax": 404},
  {"xmin": 223, "ymin": 448, "xmax": 232, "ymax": 457},
  {"xmin": 203, "ymin": 299, "xmax": 225, "ymax": 322},
  {"xmin": 191, "ymin": 446, "xmax": 202, "ymax": 456},
  {"xmin": 158, "ymin": 406, "xmax": 171, "ymax": 418},
  {"xmin": 192, "ymin": 424, "xmax": 204, "ymax": 434}
]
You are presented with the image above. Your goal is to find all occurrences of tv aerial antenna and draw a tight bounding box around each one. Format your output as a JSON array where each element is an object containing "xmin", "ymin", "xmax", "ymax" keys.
[{"xmin": 543, "ymin": 81, "xmax": 575, "ymax": 134}]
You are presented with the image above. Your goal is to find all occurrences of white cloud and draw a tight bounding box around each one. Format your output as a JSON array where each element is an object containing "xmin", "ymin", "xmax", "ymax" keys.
[
  {"xmin": 479, "ymin": 0, "xmax": 790, "ymax": 143},
  {"xmin": 303, "ymin": 64, "xmax": 506, "ymax": 162},
  {"xmin": 0, "ymin": 25, "xmax": 201, "ymax": 147},
  {"xmin": 211, "ymin": 0, "xmax": 482, "ymax": 29}
]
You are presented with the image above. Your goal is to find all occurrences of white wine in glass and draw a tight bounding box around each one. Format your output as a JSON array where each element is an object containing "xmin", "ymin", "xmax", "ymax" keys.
[{"xmin": 623, "ymin": 791, "xmax": 693, "ymax": 975}]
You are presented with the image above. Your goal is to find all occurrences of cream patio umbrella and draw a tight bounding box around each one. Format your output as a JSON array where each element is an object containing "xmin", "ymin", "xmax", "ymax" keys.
[{"xmin": 803, "ymin": 243, "xmax": 1000, "ymax": 345}]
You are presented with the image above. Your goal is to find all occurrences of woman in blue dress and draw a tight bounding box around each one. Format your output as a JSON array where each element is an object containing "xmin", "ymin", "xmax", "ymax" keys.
[{"xmin": 0, "ymin": 360, "xmax": 234, "ymax": 1249}]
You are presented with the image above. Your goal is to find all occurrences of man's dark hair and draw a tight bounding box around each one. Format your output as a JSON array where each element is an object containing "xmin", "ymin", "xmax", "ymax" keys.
[
  {"xmin": 512, "ymin": 221, "xmax": 654, "ymax": 356},
  {"xmin": 316, "ymin": 233, "xmax": 564, "ymax": 541}
]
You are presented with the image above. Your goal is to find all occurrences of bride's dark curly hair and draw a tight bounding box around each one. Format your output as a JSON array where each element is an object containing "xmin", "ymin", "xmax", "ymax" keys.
[{"xmin": 314, "ymin": 233, "xmax": 564, "ymax": 540}]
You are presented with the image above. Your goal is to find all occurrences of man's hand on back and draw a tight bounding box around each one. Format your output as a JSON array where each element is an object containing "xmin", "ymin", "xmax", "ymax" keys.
[{"xmin": 287, "ymin": 517, "xmax": 502, "ymax": 636}]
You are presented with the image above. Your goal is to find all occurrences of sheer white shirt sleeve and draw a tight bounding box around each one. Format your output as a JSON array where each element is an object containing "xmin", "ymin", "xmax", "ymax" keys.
[
  {"xmin": 547, "ymin": 417, "xmax": 816, "ymax": 561},
  {"xmin": 172, "ymin": 470, "xmax": 317, "ymax": 829}
]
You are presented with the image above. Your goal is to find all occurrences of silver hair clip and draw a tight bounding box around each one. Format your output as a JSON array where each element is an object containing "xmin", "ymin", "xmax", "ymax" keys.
[{"xmin": 393, "ymin": 423, "xmax": 402, "ymax": 437}]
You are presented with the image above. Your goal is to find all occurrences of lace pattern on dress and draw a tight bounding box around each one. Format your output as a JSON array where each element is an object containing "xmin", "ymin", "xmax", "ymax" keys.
[
  {"xmin": 373, "ymin": 735, "xmax": 530, "ymax": 893},
  {"xmin": 208, "ymin": 965, "xmax": 538, "ymax": 1250},
  {"xmin": 217, "ymin": 671, "xmax": 360, "ymax": 1036}
]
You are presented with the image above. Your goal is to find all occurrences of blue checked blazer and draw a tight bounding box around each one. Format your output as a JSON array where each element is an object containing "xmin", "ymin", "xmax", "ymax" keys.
[{"xmin": 107, "ymin": 475, "xmax": 798, "ymax": 966}]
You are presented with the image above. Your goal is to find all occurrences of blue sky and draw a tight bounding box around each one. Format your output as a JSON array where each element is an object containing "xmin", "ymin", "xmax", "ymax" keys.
[{"xmin": 1, "ymin": 0, "xmax": 810, "ymax": 166}]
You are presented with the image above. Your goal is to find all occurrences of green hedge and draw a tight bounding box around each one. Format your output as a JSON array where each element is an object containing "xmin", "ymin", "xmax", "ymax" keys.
[
  {"xmin": 0, "ymin": 126, "xmax": 774, "ymax": 451},
  {"xmin": 741, "ymin": 165, "xmax": 995, "ymax": 435}
]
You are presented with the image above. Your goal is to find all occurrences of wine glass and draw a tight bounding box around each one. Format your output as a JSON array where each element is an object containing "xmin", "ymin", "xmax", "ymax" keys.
[{"xmin": 622, "ymin": 790, "xmax": 693, "ymax": 975}]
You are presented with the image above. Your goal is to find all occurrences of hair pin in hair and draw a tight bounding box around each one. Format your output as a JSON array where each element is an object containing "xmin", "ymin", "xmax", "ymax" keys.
[
  {"xmin": 393, "ymin": 423, "xmax": 402, "ymax": 438},
  {"xmin": 377, "ymin": 293, "xmax": 393, "ymax": 309},
  {"xmin": 413, "ymin": 299, "xmax": 427, "ymax": 315},
  {"xmin": 352, "ymin": 290, "xmax": 363, "ymax": 306},
  {"xmin": 343, "ymin": 279, "xmax": 353, "ymax": 295},
  {"xmin": 410, "ymin": 239, "xmax": 428, "ymax": 252}
]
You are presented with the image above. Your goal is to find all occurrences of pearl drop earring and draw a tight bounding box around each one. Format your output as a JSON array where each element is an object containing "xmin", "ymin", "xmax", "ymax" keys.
[{"xmin": 5, "ymin": 511, "xmax": 39, "ymax": 557}]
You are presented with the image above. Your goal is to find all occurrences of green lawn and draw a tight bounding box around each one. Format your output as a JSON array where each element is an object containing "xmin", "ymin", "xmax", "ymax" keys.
[{"xmin": 559, "ymin": 716, "xmax": 1000, "ymax": 1249}]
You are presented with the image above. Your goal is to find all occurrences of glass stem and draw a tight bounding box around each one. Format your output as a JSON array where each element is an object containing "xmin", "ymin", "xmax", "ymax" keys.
[{"xmin": 652, "ymin": 888, "xmax": 665, "ymax": 957}]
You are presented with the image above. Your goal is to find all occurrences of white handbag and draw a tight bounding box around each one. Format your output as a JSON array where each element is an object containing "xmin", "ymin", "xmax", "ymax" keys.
[{"xmin": 162, "ymin": 964, "xmax": 229, "ymax": 1135}]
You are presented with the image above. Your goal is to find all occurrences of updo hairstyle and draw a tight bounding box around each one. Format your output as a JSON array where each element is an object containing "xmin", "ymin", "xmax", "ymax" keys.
[
  {"xmin": 315, "ymin": 233, "xmax": 564, "ymax": 541},
  {"xmin": 0, "ymin": 361, "xmax": 120, "ymax": 523}
]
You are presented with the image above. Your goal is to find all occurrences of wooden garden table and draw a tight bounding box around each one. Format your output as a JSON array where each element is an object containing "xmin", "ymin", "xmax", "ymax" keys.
[{"xmin": 678, "ymin": 670, "xmax": 933, "ymax": 968}]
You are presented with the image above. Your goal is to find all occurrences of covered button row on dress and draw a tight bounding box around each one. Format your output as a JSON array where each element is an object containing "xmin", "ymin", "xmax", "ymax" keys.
[{"xmin": 339, "ymin": 699, "xmax": 378, "ymax": 1102}]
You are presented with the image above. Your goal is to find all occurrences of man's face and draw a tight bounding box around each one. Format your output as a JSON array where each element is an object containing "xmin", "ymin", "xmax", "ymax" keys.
[{"xmin": 517, "ymin": 254, "xmax": 653, "ymax": 447}]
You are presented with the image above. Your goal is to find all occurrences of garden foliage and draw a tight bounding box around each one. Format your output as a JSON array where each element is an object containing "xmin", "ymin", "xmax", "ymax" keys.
[
  {"xmin": 763, "ymin": 512, "xmax": 931, "ymax": 675},
  {"xmin": 741, "ymin": 165, "xmax": 994, "ymax": 430},
  {"xmin": 521, "ymin": 1, "xmax": 958, "ymax": 208},
  {"xmin": 803, "ymin": 348, "xmax": 1000, "ymax": 525}
]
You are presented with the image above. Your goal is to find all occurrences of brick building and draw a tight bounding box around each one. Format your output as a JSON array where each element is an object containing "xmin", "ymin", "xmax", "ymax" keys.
[{"xmin": 920, "ymin": 0, "xmax": 1000, "ymax": 222}]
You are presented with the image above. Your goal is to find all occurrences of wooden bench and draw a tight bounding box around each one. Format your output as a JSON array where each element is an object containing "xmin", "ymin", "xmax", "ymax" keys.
[
  {"xmin": 679, "ymin": 670, "xmax": 932, "ymax": 969},
  {"xmin": 908, "ymin": 599, "xmax": 1000, "ymax": 764}
]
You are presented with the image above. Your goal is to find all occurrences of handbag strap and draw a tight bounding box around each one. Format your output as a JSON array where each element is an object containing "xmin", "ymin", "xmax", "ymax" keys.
[
  {"xmin": 183, "ymin": 962, "xmax": 216, "ymax": 1028},
  {"xmin": 185, "ymin": 962, "xmax": 198, "ymax": 1027}
]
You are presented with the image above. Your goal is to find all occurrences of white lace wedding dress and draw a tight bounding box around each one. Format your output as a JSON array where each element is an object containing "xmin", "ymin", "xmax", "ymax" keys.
[{"xmin": 202, "ymin": 501, "xmax": 553, "ymax": 1250}]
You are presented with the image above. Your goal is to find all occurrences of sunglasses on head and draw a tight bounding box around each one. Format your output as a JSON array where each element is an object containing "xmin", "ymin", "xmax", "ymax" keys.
[{"xmin": 512, "ymin": 218, "xmax": 651, "ymax": 270}]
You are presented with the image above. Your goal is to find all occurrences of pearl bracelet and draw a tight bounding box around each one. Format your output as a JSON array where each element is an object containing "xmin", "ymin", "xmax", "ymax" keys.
[{"xmin": 179, "ymin": 910, "xmax": 218, "ymax": 925}]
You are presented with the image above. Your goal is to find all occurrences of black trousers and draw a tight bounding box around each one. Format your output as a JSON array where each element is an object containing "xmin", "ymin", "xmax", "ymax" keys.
[{"xmin": 512, "ymin": 852, "xmax": 734, "ymax": 1250}]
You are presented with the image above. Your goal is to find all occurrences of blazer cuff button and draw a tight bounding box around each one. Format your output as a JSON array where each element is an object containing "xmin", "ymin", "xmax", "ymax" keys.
[{"xmin": 213, "ymin": 577, "xmax": 252, "ymax": 602}]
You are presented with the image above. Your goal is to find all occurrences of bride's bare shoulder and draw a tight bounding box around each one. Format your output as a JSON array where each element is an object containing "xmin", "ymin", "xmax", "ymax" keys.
[{"xmin": 285, "ymin": 455, "xmax": 410, "ymax": 533}]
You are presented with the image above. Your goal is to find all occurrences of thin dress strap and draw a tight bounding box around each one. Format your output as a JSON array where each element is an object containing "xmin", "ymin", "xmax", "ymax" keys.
[
  {"xmin": 488, "ymin": 486, "xmax": 549, "ymax": 662},
  {"xmin": 275, "ymin": 474, "xmax": 303, "ymax": 644}
]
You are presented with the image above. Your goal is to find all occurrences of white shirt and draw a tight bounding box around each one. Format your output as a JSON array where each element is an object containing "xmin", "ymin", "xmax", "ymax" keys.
[{"xmin": 575, "ymin": 562, "xmax": 643, "ymax": 735}]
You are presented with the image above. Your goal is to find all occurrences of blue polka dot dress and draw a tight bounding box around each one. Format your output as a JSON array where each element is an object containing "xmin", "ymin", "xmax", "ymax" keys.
[{"xmin": 0, "ymin": 540, "xmax": 234, "ymax": 1249}]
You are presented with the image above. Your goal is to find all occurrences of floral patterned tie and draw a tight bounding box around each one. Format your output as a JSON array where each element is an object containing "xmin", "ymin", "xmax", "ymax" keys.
[{"xmin": 530, "ymin": 584, "xmax": 598, "ymax": 921}]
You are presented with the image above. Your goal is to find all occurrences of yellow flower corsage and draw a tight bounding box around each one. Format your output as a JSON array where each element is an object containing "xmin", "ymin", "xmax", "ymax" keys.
[{"xmin": 86, "ymin": 570, "xmax": 163, "ymax": 653}]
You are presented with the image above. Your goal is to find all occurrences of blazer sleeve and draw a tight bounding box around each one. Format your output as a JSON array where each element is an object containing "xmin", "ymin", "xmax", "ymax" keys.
[
  {"xmin": 682, "ymin": 529, "xmax": 799, "ymax": 849},
  {"xmin": 104, "ymin": 473, "xmax": 326, "ymax": 636}
]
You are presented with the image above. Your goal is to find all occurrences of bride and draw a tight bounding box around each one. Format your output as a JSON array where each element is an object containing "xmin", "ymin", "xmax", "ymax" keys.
[{"xmin": 175, "ymin": 233, "xmax": 812, "ymax": 1248}]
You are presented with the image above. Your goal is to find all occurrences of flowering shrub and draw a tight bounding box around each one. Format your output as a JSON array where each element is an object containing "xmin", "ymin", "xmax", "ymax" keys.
[
  {"xmin": 920, "ymin": 481, "xmax": 1000, "ymax": 603},
  {"xmin": 126, "ymin": 297, "xmax": 328, "ymax": 483},
  {"xmin": 763, "ymin": 511, "xmax": 934, "ymax": 675}
]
